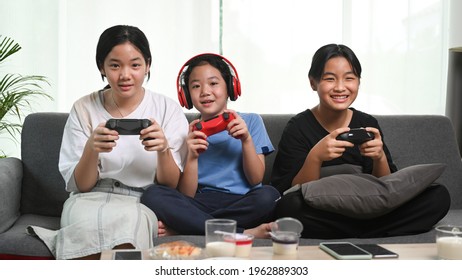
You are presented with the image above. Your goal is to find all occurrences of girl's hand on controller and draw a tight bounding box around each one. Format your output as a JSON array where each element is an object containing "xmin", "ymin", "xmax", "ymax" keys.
[
  {"xmin": 141, "ymin": 118, "xmax": 170, "ymax": 153},
  {"xmin": 226, "ymin": 109, "xmax": 249, "ymax": 141},
  {"xmin": 89, "ymin": 122, "xmax": 119, "ymax": 153},
  {"xmin": 187, "ymin": 119, "xmax": 209, "ymax": 158},
  {"xmin": 311, "ymin": 128, "xmax": 354, "ymax": 162},
  {"xmin": 359, "ymin": 127, "xmax": 385, "ymax": 160}
]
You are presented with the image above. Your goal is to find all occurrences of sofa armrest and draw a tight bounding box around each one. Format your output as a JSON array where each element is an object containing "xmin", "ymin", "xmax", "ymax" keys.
[{"xmin": 0, "ymin": 157, "xmax": 22, "ymax": 233}]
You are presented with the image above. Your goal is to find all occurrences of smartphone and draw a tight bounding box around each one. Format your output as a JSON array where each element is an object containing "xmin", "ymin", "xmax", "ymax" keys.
[
  {"xmin": 355, "ymin": 244, "xmax": 399, "ymax": 258},
  {"xmin": 113, "ymin": 250, "xmax": 143, "ymax": 260},
  {"xmin": 319, "ymin": 242, "xmax": 372, "ymax": 260}
]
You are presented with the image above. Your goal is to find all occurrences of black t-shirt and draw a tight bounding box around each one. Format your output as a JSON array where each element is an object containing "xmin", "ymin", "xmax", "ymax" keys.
[{"xmin": 271, "ymin": 108, "xmax": 397, "ymax": 193}]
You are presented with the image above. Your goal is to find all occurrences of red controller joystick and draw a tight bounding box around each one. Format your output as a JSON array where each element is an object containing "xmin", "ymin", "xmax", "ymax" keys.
[{"xmin": 193, "ymin": 112, "xmax": 236, "ymax": 137}]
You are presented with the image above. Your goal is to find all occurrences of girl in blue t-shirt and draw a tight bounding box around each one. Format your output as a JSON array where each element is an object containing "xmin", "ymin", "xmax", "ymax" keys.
[{"xmin": 141, "ymin": 53, "xmax": 280, "ymax": 238}]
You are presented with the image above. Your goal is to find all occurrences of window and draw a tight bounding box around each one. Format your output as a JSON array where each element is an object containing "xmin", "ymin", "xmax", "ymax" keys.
[{"xmin": 0, "ymin": 0, "xmax": 451, "ymax": 157}]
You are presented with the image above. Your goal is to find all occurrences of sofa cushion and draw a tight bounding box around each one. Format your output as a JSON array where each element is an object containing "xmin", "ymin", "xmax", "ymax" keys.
[
  {"xmin": 0, "ymin": 214, "xmax": 59, "ymax": 259},
  {"xmin": 287, "ymin": 163, "xmax": 446, "ymax": 219},
  {"xmin": 319, "ymin": 164, "xmax": 362, "ymax": 178},
  {"xmin": 20, "ymin": 113, "xmax": 69, "ymax": 216},
  {"xmin": 375, "ymin": 115, "xmax": 462, "ymax": 209},
  {"xmin": 0, "ymin": 158, "xmax": 22, "ymax": 233}
]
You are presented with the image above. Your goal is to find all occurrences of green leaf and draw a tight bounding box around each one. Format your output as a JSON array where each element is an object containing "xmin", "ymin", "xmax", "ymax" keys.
[
  {"xmin": 0, "ymin": 36, "xmax": 21, "ymax": 63},
  {"xmin": 0, "ymin": 35, "xmax": 52, "ymax": 156}
]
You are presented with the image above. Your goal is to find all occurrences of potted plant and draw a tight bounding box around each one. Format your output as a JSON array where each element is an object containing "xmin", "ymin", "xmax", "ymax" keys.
[{"xmin": 0, "ymin": 35, "xmax": 52, "ymax": 157}]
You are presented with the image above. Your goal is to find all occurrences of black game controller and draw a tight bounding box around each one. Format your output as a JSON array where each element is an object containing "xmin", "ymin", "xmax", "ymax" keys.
[
  {"xmin": 105, "ymin": 119, "xmax": 152, "ymax": 135},
  {"xmin": 336, "ymin": 128, "xmax": 375, "ymax": 144}
]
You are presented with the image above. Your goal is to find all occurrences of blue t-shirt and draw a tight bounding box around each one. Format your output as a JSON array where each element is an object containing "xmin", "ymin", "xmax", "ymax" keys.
[{"xmin": 197, "ymin": 113, "xmax": 274, "ymax": 195}]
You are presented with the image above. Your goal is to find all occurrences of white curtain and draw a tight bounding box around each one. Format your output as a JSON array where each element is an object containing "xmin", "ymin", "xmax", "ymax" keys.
[
  {"xmin": 220, "ymin": 0, "xmax": 448, "ymax": 114},
  {"xmin": 0, "ymin": 0, "xmax": 451, "ymax": 157}
]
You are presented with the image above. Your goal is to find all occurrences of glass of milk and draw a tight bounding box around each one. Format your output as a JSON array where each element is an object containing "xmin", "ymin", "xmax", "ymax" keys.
[
  {"xmin": 435, "ymin": 225, "xmax": 462, "ymax": 260},
  {"xmin": 205, "ymin": 219, "xmax": 237, "ymax": 257}
]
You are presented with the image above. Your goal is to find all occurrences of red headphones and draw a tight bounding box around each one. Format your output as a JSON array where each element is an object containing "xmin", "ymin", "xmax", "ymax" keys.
[{"xmin": 176, "ymin": 53, "xmax": 241, "ymax": 109}]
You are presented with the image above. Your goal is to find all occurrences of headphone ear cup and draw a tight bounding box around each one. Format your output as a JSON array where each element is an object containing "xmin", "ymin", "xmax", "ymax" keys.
[
  {"xmin": 229, "ymin": 76, "xmax": 241, "ymax": 101},
  {"xmin": 178, "ymin": 85, "xmax": 193, "ymax": 109},
  {"xmin": 177, "ymin": 87, "xmax": 187, "ymax": 108},
  {"xmin": 234, "ymin": 76, "xmax": 241, "ymax": 100},
  {"xmin": 184, "ymin": 87, "xmax": 193, "ymax": 109},
  {"xmin": 177, "ymin": 64, "xmax": 194, "ymax": 109}
]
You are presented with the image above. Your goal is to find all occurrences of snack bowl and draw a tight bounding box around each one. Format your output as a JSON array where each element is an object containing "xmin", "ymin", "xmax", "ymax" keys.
[{"xmin": 149, "ymin": 241, "xmax": 206, "ymax": 260}]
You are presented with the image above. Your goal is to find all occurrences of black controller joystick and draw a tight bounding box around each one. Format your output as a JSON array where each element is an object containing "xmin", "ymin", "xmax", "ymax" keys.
[
  {"xmin": 336, "ymin": 128, "xmax": 375, "ymax": 145},
  {"xmin": 105, "ymin": 119, "xmax": 152, "ymax": 135}
]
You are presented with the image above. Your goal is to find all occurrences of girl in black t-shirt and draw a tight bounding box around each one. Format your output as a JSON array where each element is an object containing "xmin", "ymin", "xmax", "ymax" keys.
[{"xmin": 271, "ymin": 44, "xmax": 450, "ymax": 239}]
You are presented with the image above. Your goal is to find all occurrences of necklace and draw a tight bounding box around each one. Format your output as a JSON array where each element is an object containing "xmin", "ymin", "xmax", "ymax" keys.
[{"xmin": 111, "ymin": 91, "xmax": 124, "ymax": 117}]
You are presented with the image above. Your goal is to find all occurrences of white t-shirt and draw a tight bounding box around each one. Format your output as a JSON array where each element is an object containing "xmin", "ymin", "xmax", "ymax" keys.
[{"xmin": 59, "ymin": 88, "xmax": 188, "ymax": 192}]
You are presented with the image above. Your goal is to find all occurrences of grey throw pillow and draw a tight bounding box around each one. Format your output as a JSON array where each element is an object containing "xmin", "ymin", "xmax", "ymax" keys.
[
  {"xmin": 319, "ymin": 164, "xmax": 363, "ymax": 178},
  {"xmin": 296, "ymin": 163, "xmax": 446, "ymax": 219}
]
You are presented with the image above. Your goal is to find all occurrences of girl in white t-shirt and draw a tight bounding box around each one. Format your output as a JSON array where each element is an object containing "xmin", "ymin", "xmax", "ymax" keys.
[{"xmin": 28, "ymin": 25, "xmax": 188, "ymax": 259}]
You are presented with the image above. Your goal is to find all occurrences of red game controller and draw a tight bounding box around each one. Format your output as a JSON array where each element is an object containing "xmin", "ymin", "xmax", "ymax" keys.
[{"xmin": 193, "ymin": 112, "xmax": 236, "ymax": 137}]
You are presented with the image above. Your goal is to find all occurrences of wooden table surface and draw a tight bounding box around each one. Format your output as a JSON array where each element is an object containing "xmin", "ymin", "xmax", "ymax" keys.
[{"xmin": 101, "ymin": 243, "xmax": 438, "ymax": 260}]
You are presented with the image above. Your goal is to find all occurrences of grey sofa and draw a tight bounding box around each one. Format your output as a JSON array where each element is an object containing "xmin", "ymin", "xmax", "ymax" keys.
[{"xmin": 1, "ymin": 112, "xmax": 462, "ymax": 259}]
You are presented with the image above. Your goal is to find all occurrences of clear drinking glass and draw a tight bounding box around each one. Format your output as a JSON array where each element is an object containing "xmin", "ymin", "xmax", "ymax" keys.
[
  {"xmin": 205, "ymin": 219, "xmax": 237, "ymax": 257},
  {"xmin": 436, "ymin": 225, "xmax": 462, "ymax": 260}
]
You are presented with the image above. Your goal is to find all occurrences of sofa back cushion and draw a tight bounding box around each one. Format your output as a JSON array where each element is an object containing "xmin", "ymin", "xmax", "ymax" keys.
[
  {"xmin": 260, "ymin": 114, "xmax": 293, "ymax": 184},
  {"xmin": 19, "ymin": 112, "xmax": 462, "ymax": 217},
  {"xmin": 20, "ymin": 113, "xmax": 69, "ymax": 216},
  {"xmin": 375, "ymin": 115, "xmax": 462, "ymax": 209}
]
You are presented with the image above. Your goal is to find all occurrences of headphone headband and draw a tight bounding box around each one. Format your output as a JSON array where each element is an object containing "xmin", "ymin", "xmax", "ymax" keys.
[{"xmin": 177, "ymin": 53, "xmax": 241, "ymax": 109}]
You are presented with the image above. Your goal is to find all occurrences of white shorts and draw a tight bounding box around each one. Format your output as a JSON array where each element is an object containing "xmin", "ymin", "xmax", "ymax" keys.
[{"xmin": 28, "ymin": 179, "xmax": 158, "ymax": 259}]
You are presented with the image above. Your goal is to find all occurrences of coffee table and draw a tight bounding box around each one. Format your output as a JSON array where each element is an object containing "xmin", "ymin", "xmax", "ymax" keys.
[
  {"xmin": 250, "ymin": 243, "xmax": 436, "ymax": 260},
  {"xmin": 101, "ymin": 243, "xmax": 437, "ymax": 260}
]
